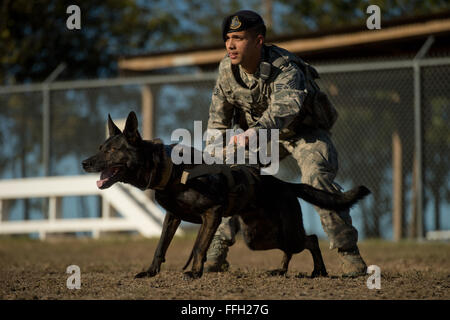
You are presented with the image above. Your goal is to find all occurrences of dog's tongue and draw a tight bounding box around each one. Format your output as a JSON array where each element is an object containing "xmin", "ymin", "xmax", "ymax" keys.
[
  {"xmin": 97, "ymin": 168, "xmax": 117, "ymax": 188},
  {"xmin": 96, "ymin": 178, "xmax": 107, "ymax": 189}
]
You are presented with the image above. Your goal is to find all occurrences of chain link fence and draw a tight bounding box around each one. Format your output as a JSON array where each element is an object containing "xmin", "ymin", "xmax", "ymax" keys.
[{"xmin": 0, "ymin": 57, "xmax": 449, "ymax": 240}]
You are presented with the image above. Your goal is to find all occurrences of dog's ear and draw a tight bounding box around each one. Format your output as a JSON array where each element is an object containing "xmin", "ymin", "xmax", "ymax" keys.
[
  {"xmin": 108, "ymin": 114, "xmax": 122, "ymax": 137},
  {"xmin": 123, "ymin": 111, "xmax": 142, "ymax": 145}
]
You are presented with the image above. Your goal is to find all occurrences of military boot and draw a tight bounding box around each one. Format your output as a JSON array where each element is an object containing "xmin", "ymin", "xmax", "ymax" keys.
[
  {"xmin": 204, "ymin": 236, "xmax": 230, "ymax": 272},
  {"xmin": 338, "ymin": 246, "xmax": 367, "ymax": 278}
]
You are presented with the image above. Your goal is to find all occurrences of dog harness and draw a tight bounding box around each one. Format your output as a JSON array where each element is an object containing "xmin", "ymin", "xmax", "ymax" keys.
[{"xmin": 181, "ymin": 164, "xmax": 258, "ymax": 216}]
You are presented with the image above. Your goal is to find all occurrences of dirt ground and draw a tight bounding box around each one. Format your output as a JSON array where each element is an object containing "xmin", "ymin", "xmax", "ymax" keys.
[{"xmin": 0, "ymin": 233, "xmax": 449, "ymax": 300}]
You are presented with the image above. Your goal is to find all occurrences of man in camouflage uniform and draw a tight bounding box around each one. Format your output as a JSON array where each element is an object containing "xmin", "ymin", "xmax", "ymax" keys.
[{"xmin": 204, "ymin": 10, "xmax": 367, "ymax": 277}]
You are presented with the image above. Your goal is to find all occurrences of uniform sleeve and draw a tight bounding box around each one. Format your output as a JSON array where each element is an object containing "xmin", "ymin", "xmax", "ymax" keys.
[
  {"xmin": 206, "ymin": 77, "xmax": 234, "ymax": 145},
  {"xmin": 253, "ymin": 63, "xmax": 307, "ymax": 130}
]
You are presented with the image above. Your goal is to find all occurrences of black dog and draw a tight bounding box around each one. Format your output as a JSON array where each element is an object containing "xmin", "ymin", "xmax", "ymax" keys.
[{"xmin": 82, "ymin": 112, "xmax": 370, "ymax": 279}]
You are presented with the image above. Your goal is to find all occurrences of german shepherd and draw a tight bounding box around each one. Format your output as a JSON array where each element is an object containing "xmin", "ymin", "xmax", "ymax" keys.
[{"xmin": 82, "ymin": 112, "xmax": 370, "ymax": 280}]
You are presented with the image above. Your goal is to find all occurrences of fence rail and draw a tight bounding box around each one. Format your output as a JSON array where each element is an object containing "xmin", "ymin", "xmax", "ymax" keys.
[
  {"xmin": 2, "ymin": 57, "xmax": 450, "ymax": 94},
  {"xmin": 0, "ymin": 175, "xmax": 177, "ymax": 239}
]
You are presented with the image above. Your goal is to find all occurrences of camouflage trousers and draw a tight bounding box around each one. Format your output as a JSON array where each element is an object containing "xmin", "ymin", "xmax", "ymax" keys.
[{"xmin": 211, "ymin": 128, "xmax": 359, "ymax": 251}]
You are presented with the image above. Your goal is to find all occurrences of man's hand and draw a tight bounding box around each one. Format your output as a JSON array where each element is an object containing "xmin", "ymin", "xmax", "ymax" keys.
[{"xmin": 228, "ymin": 128, "xmax": 257, "ymax": 147}]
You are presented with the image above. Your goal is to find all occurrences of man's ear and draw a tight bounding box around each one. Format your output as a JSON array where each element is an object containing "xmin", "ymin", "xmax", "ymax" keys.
[
  {"xmin": 123, "ymin": 111, "xmax": 142, "ymax": 144},
  {"xmin": 257, "ymin": 34, "xmax": 264, "ymax": 47},
  {"xmin": 108, "ymin": 114, "xmax": 122, "ymax": 137}
]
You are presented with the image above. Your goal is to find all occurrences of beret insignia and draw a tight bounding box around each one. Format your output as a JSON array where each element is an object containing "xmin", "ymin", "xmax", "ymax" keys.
[
  {"xmin": 230, "ymin": 16, "xmax": 241, "ymax": 30},
  {"xmin": 222, "ymin": 10, "xmax": 266, "ymax": 41}
]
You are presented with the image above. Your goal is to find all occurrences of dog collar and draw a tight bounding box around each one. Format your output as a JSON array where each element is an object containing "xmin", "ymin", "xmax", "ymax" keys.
[{"xmin": 151, "ymin": 145, "xmax": 173, "ymax": 191}]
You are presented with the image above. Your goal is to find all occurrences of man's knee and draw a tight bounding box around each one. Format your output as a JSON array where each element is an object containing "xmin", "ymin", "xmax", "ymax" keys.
[{"xmin": 301, "ymin": 168, "xmax": 340, "ymax": 196}]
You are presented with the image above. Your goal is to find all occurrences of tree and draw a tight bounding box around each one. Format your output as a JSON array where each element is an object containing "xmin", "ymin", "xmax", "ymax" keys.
[
  {"xmin": 276, "ymin": 0, "xmax": 450, "ymax": 35},
  {"xmin": 0, "ymin": 0, "xmax": 183, "ymax": 84}
]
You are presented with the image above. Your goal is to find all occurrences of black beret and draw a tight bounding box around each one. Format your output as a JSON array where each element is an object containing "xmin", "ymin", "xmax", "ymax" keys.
[{"xmin": 222, "ymin": 10, "xmax": 266, "ymax": 41}]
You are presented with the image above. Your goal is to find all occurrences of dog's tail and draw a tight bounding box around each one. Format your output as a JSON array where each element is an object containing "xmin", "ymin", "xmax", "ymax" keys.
[{"xmin": 289, "ymin": 183, "xmax": 371, "ymax": 211}]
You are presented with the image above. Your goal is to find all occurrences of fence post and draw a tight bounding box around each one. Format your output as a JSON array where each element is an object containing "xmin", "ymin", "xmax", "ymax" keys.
[
  {"xmin": 42, "ymin": 63, "xmax": 67, "ymax": 178},
  {"xmin": 413, "ymin": 62, "xmax": 424, "ymax": 240},
  {"xmin": 392, "ymin": 131, "xmax": 403, "ymax": 241},
  {"xmin": 42, "ymin": 63, "xmax": 66, "ymax": 220},
  {"xmin": 43, "ymin": 85, "xmax": 51, "ymax": 178},
  {"xmin": 0, "ymin": 200, "xmax": 10, "ymax": 222},
  {"xmin": 141, "ymin": 84, "xmax": 154, "ymax": 141},
  {"xmin": 92, "ymin": 230, "xmax": 100, "ymax": 239},
  {"xmin": 413, "ymin": 36, "xmax": 434, "ymax": 240},
  {"xmin": 409, "ymin": 157, "xmax": 418, "ymax": 238},
  {"xmin": 102, "ymin": 197, "xmax": 110, "ymax": 219},
  {"xmin": 39, "ymin": 231, "xmax": 46, "ymax": 240},
  {"xmin": 49, "ymin": 196, "xmax": 57, "ymax": 221},
  {"xmin": 142, "ymin": 84, "xmax": 155, "ymax": 200}
]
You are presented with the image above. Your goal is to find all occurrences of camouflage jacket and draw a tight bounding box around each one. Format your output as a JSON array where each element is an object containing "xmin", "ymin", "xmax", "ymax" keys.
[{"xmin": 207, "ymin": 44, "xmax": 309, "ymax": 141}]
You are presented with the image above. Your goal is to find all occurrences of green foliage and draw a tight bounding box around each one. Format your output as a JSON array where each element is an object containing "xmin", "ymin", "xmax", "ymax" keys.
[
  {"xmin": 0, "ymin": 0, "xmax": 184, "ymax": 83},
  {"xmin": 276, "ymin": 0, "xmax": 450, "ymax": 34},
  {"xmin": 1, "ymin": 0, "xmax": 448, "ymax": 83}
]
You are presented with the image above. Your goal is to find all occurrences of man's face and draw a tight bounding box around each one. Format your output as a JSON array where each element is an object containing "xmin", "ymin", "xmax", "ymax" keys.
[{"xmin": 225, "ymin": 30, "xmax": 262, "ymax": 67}]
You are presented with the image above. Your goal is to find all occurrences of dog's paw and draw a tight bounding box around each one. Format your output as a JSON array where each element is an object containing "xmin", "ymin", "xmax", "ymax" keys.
[
  {"xmin": 310, "ymin": 269, "xmax": 328, "ymax": 278},
  {"xmin": 295, "ymin": 272, "xmax": 309, "ymax": 279},
  {"xmin": 134, "ymin": 270, "xmax": 158, "ymax": 279},
  {"xmin": 267, "ymin": 269, "xmax": 287, "ymax": 277},
  {"xmin": 183, "ymin": 271, "xmax": 202, "ymax": 280}
]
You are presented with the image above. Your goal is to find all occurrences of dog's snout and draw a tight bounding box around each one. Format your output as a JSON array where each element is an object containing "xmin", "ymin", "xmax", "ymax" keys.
[{"xmin": 82, "ymin": 158, "xmax": 92, "ymax": 169}]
